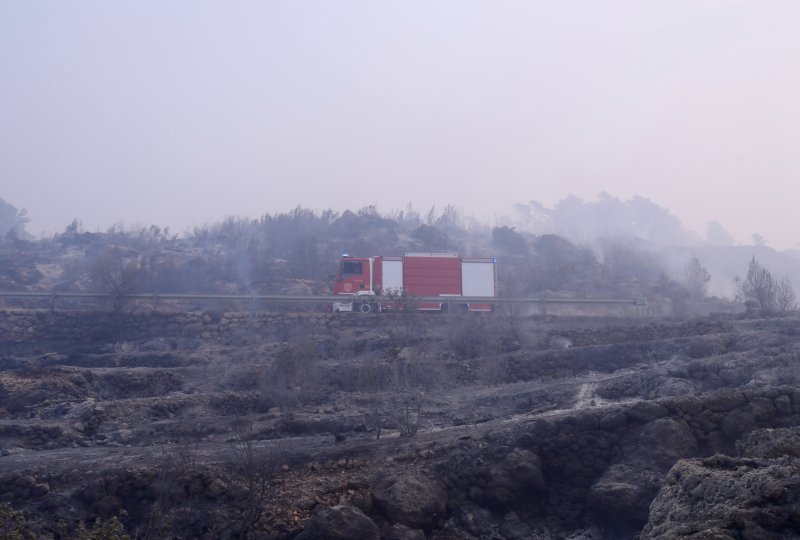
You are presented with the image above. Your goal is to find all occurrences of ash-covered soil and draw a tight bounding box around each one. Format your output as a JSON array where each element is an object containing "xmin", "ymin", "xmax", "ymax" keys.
[{"xmin": 2, "ymin": 310, "xmax": 800, "ymax": 539}]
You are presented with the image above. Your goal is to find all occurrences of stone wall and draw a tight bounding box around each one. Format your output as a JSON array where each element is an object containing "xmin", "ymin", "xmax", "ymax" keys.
[
  {"xmin": 549, "ymin": 318, "xmax": 736, "ymax": 347},
  {"xmin": 0, "ymin": 309, "xmax": 380, "ymax": 349},
  {"xmin": 438, "ymin": 385, "xmax": 800, "ymax": 532}
]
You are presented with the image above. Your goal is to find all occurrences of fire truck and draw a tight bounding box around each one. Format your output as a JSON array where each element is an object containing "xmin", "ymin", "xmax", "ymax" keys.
[{"xmin": 331, "ymin": 253, "xmax": 496, "ymax": 313}]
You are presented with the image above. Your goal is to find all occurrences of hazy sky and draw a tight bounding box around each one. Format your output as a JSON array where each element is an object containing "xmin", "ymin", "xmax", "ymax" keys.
[{"xmin": 2, "ymin": 2, "xmax": 799, "ymax": 248}]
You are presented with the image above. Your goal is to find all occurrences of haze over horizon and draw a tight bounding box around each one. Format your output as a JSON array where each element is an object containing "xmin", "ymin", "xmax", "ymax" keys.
[{"xmin": 2, "ymin": 2, "xmax": 799, "ymax": 248}]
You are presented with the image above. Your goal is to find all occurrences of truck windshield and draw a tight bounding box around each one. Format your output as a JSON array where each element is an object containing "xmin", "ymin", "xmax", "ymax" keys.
[{"xmin": 341, "ymin": 260, "xmax": 363, "ymax": 278}]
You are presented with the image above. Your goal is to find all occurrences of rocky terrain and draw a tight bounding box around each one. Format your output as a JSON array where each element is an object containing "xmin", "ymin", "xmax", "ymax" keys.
[{"xmin": 1, "ymin": 307, "xmax": 800, "ymax": 539}]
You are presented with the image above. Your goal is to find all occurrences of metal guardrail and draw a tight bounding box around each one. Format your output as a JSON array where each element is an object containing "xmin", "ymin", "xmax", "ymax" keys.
[{"xmin": 0, "ymin": 290, "xmax": 647, "ymax": 310}]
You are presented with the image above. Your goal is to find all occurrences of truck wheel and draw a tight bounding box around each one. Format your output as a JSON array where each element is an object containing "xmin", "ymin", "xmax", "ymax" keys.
[{"xmin": 358, "ymin": 303, "xmax": 373, "ymax": 313}]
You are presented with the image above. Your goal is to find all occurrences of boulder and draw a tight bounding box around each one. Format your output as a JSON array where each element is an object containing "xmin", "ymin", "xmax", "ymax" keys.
[
  {"xmin": 736, "ymin": 427, "xmax": 800, "ymax": 459},
  {"xmin": 485, "ymin": 448, "xmax": 545, "ymax": 507},
  {"xmin": 626, "ymin": 401, "xmax": 668, "ymax": 423},
  {"xmin": 720, "ymin": 407, "xmax": 756, "ymax": 441},
  {"xmin": 706, "ymin": 431, "xmax": 728, "ymax": 454},
  {"xmin": 204, "ymin": 478, "xmax": 228, "ymax": 498},
  {"xmin": 748, "ymin": 397, "xmax": 776, "ymax": 421},
  {"xmin": 446, "ymin": 501, "xmax": 493, "ymax": 537},
  {"xmin": 587, "ymin": 464, "xmax": 663, "ymax": 525},
  {"xmin": 499, "ymin": 512, "xmax": 533, "ymax": 540},
  {"xmin": 642, "ymin": 455, "xmax": 800, "ymax": 539},
  {"xmin": 652, "ymin": 377, "xmax": 695, "ymax": 398},
  {"xmin": 774, "ymin": 395, "xmax": 792, "ymax": 415},
  {"xmin": 668, "ymin": 394, "xmax": 704, "ymax": 415},
  {"xmin": 598, "ymin": 411, "xmax": 627, "ymax": 431},
  {"xmin": 633, "ymin": 418, "xmax": 698, "ymax": 469},
  {"xmin": 372, "ymin": 472, "xmax": 448, "ymax": 528},
  {"xmin": 31, "ymin": 483, "xmax": 50, "ymax": 497},
  {"xmin": 296, "ymin": 505, "xmax": 380, "ymax": 540},
  {"xmin": 704, "ymin": 389, "xmax": 746, "ymax": 413},
  {"xmin": 386, "ymin": 523, "xmax": 426, "ymax": 540},
  {"xmin": 590, "ymin": 417, "xmax": 700, "ymax": 529}
]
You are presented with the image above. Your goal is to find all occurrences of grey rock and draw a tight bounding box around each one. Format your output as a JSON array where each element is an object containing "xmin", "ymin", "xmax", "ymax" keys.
[
  {"xmin": 350, "ymin": 490, "xmax": 372, "ymax": 513},
  {"xmin": 736, "ymin": 427, "xmax": 800, "ymax": 459},
  {"xmin": 669, "ymin": 394, "xmax": 704, "ymax": 415},
  {"xmin": 748, "ymin": 397, "xmax": 776, "ymax": 421},
  {"xmin": 598, "ymin": 412, "xmax": 627, "ymax": 431},
  {"xmin": 14, "ymin": 475, "xmax": 36, "ymax": 488},
  {"xmin": 720, "ymin": 406, "xmax": 756, "ymax": 440},
  {"xmin": 372, "ymin": 472, "xmax": 448, "ymax": 528},
  {"xmin": 447, "ymin": 501, "xmax": 493, "ymax": 537},
  {"xmin": 485, "ymin": 448, "xmax": 545, "ymax": 506},
  {"xmin": 704, "ymin": 389, "xmax": 746, "ymax": 413},
  {"xmin": 386, "ymin": 523, "xmax": 426, "ymax": 540},
  {"xmin": 774, "ymin": 395, "xmax": 792, "ymax": 415},
  {"xmin": 652, "ymin": 377, "xmax": 694, "ymax": 398},
  {"xmin": 642, "ymin": 455, "xmax": 800, "ymax": 539},
  {"xmin": 626, "ymin": 401, "xmax": 668, "ymax": 423},
  {"xmin": 706, "ymin": 431, "xmax": 728, "ymax": 454},
  {"xmin": 31, "ymin": 483, "xmax": 50, "ymax": 497},
  {"xmin": 587, "ymin": 464, "xmax": 663, "ymax": 524},
  {"xmin": 204, "ymin": 478, "xmax": 228, "ymax": 498},
  {"xmin": 633, "ymin": 418, "xmax": 698, "ymax": 469},
  {"xmin": 499, "ymin": 512, "xmax": 532, "ymax": 540},
  {"xmin": 296, "ymin": 504, "xmax": 380, "ymax": 540}
]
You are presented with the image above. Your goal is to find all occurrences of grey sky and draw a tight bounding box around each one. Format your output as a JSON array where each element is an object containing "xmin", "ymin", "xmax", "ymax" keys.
[{"xmin": 2, "ymin": 1, "xmax": 798, "ymax": 248}]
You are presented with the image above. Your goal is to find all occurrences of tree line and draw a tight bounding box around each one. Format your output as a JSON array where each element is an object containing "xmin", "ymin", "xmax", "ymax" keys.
[{"xmin": 0, "ymin": 198, "xmax": 795, "ymax": 313}]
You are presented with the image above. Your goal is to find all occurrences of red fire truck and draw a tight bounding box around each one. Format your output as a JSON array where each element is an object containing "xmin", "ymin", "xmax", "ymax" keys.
[{"xmin": 331, "ymin": 253, "xmax": 496, "ymax": 313}]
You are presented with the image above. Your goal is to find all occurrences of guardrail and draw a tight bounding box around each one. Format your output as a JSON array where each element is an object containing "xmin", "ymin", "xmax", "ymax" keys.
[{"xmin": 0, "ymin": 290, "xmax": 646, "ymax": 313}]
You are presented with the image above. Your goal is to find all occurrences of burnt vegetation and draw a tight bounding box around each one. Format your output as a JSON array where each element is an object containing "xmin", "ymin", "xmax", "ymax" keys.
[
  {"xmin": 3, "ymin": 309, "xmax": 800, "ymax": 539},
  {"xmin": 2, "ymin": 197, "xmax": 800, "ymax": 539},
  {"xmin": 0, "ymin": 199, "xmax": 790, "ymax": 313}
]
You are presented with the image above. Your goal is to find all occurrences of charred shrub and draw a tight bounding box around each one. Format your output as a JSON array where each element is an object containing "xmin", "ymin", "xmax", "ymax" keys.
[
  {"xmin": 447, "ymin": 315, "xmax": 491, "ymax": 359},
  {"xmin": 261, "ymin": 341, "xmax": 324, "ymax": 407}
]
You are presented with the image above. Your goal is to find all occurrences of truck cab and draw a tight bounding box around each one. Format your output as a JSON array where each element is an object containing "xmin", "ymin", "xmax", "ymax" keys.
[
  {"xmin": 331, "ymin": 256, "xmax": 380, "ymax": 312},
  {"xmin": 332, "ymin": 257, "xmax": 373, "ymax": 294}
]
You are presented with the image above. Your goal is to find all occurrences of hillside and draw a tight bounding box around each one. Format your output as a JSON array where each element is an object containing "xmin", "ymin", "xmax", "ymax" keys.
[
  {"xmin": 2, "ymin": 309, "xmax": 800, "ymax": 538},
  {"xmin": 1, "ymin": 205, "xmax": 769, "ymax": 319}
]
